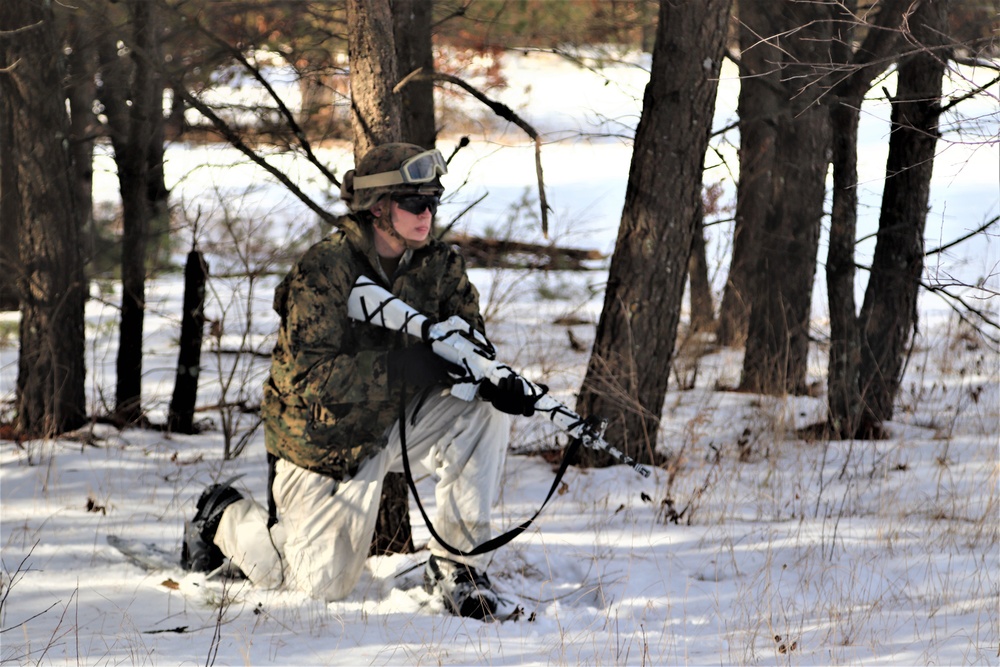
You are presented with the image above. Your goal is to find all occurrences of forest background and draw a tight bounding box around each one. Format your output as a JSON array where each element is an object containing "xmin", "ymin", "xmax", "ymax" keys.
[{"xmin": 0, "ymin": 1, "xmax": 998, "ymax": 664}]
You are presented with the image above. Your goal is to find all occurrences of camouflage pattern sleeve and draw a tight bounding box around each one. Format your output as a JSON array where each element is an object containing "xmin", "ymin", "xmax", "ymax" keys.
[
  {"xmin": 276, "ymin": 243, "xmax": 392, "ymax": 406},
  {"xmin": 438, "ymin": 250, "xmax": 485, "ymax": 334}
]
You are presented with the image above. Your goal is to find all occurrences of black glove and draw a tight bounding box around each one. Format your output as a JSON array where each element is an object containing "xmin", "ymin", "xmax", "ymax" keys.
[
  {"xmin": 478, "ymin": 374, "xmax": 545, "ymax": 417},
  {"xmin": 387, "ymin": 345, "xmax": 463, "ymax": 390}
]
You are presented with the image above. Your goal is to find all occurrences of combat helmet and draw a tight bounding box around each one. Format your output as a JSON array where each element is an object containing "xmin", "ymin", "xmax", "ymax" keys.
[{"xmin": 341, "ymin": 143, "xmax": 447, "ymax": 212}]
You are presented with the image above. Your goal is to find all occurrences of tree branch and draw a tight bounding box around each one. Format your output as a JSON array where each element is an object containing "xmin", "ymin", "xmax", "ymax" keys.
[
  {"xmin": 181, "ymin": 10, "xmax": 342, "ymax": 188},
  {"xmin": 939, "ymin": 72, "xmax": 1000, "ymax": 115},
  {"xmin": 170, "ymin": 83, "xmax": 338, "ymax": 226},
  {"xmin": 395, "ymin": 67, "xmax": 552, "ymax": 237},
  {"xmin": 853, "ymin": 215, "xmax": 998, "ymax": 253},
  {"xmin": 855, "ymin": 261, "xmax": 1000, "ymax": 345},
  {"xmin": 920, "ymin": 280, "xmax": 1000, "ymax": 346},
  {"xmin": 925, "ymin": 216, "xmax": 998, "ymax": 256}
]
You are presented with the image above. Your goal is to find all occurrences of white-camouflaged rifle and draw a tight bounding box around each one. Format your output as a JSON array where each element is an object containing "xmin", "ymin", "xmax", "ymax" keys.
[{"xmin": 347, "ymin": 276, "xmax": 652, "ymax": 478}]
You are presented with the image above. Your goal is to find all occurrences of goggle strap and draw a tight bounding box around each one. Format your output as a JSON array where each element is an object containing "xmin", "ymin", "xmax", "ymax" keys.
[{"xmin": 353, "ymin": 171, "xmax": 406, "ymax": 190}]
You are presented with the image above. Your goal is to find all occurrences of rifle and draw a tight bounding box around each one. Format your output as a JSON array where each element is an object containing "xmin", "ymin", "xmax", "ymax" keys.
[{"xmin": 347, "ymin": 276, "xmax": 652, "ymax": 478}]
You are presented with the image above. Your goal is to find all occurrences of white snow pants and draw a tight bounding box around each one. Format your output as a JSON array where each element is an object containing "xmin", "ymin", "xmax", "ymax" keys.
[{"xmin": 212, "ymin": 389, "xmax": 510, "ymax": 602}]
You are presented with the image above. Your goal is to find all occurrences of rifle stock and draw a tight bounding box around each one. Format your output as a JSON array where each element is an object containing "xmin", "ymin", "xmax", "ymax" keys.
[{"xmin": 347, "ymin": 277, "xmax": 652, "ymax": 478}]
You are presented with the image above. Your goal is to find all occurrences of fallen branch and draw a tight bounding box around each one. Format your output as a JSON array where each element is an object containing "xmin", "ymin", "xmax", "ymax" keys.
[{"xmin": 447, "ymin": 233, "xmax": 604, "ymax": 270}]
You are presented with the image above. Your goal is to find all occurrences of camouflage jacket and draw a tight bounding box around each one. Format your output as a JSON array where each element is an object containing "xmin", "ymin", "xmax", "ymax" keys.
[{"xmin": 261, "ymin": 214, "xmax": 484, "ymax": 480}]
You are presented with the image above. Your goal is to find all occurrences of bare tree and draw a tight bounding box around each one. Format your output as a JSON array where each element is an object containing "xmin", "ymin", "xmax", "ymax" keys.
[
  {"xmin": 347, "ymin": 0, "xmax": 401, "ymax": 158},
  {"xmin": 346, "ymin": 0, "xmax": 412, "ymax": 555},
  {"xmin": 393, "ymin": 0, "xmax": 436, "ymax": 149},
  {"xmin": 0, "ymin": 64, "xmax": 18, "ymax": 312},
  {"xmin": 91, "ymin": 0, "xmax": 165, "ymax": 423},
  {"xmin": 168, "ymin": 249, "xmax": 209, "ymax": 434},
  {"xmin": 1, "ymin": 0, "xmax": 87, "ymax": 436},
  {"xmin": 715, "ymin": 1, "xmax": 782, "ymax": 348},
  {"xmin": 687, "ymin": 203, "xmax": 715, "ymax": 333},
  {"xmin": 826, "ymin": 0, "xmax": 915, "ymax": 437},
  {"xmin": 61, "ymin": 5, "xmax": 100, "ymax": 269},
  {"xmin": 857, "ymin": 0, "xmax": 951, "ymax": 433},
  {"xmin": 739, "ymin": 0, "xmax": 833, "ymax": 396},
  {"xmin": 575, "ymin": 0, "xmax": 733, "ymax": 467}
]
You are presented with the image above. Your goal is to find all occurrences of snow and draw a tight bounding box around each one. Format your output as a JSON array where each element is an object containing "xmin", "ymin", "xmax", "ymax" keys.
[{"xmin": 2, "ymin": 51, "xmax": 998, "ymax": 666}]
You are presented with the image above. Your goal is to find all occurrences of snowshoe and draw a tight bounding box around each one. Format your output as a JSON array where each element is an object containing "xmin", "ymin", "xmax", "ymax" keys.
[
  {"xmin": 424, "ymin": 554, "xmax": 499, "ymax": 620},
  {"xmin": 181, "ymin": 478, "xmax": 244, "ymax": 573}
]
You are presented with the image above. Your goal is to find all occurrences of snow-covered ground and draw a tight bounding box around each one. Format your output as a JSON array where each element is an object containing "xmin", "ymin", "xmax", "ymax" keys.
[{"xmin": 1, "ymin": 51, "xmax": 998, "ymax": 666}]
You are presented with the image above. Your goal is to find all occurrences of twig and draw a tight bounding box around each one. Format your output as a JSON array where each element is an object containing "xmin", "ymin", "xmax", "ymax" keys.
[
  {"xmin": 939, "ymin": 72, "xmax": 1000, "ymax": 116},
  {"xmin": 920, "ymin": 280, "xmax": 1000, "ymax": 344},
  {"xmin": 437, "ymin": 192, "xmax": 488, "ymax": 239},
  {"xmin": 169, "ymin": 84, "xmax": 337, "ymax": 227},
  {"xmin": 0, "ymin": 601, "xmax": 60, "ymax": 635},
  {"xmin": 925, "ymin": 215, "xmax": 998, "ymax": 256},
  {"xmin": 183, "ymin": 15, "xmax": 341, "ymax": 188},
  {"xmin": 395, "ymin": 67, "xmax": 552, "ymax": 237}
]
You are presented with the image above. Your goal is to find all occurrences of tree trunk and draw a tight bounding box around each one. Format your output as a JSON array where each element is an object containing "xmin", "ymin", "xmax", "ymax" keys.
[
  {"xmin": 63, "ymin": 7, "xmax": 98, "ymax": 269},
  {"xmin": 576, "ymin": 0, "xmax": 732, "ymax": 467},
  {"xmin": 347, "ymin": 0, "xmax": 401, "ymax": 158},
  {"xmin": 95, "ymin": 0, "xmax": 159, "ymax": 423},
  {"xmin": 1, "ymin": 0, "xmax": 88, "ymax": 436},
  {"xmin": 687, "ymin": 207, "xmax": 714, "ymax": 332},
  {"xmin": 393, "ymin": 0, "xmax": 436, "ymax": 149},
  {"xmin": 740, "ymin": 0, "xmax": 833, "ymax": 396},
  {"xmin": 168, "ymin": 250, "xmax": 208, "ymax": 434},
  {"xmin": 147, "ymin": 52, "xmax": 171, "ymax": 269},
  {"xmin": 827, "ymin": 99, "xmax": 865, "ymax": 432},
  {"xmin": 858, "ymin": 0, "xmax": 949, "ymax": 431},
  {"xmin": 347, "ymin": 0, "xmax": 412, "ymax": 554},
  {"xmin": 716, "ymin": 0, "xmax": 781, "ymax": 348},
  {"xmin": 741, "ymin": 105, "xmax": 829, "ymax": 395},
  {"xmin": 0, "ymin": 66, "xmax": 19, "ymax": 312},
  {"xmin": 826, "ymin": 0, "xmax": 916, "ymax": 438}
]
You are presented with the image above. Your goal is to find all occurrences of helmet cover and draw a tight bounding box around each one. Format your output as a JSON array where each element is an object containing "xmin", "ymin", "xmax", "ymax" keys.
[{"xmin": 341, "ymin": 143, "xmax": 445, "ymax": 212}]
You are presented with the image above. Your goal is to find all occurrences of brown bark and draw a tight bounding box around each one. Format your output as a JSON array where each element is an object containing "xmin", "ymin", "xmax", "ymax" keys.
[
  {"xmin": 740, "ymin": 102, "xmax": 830, "ymax": 395},
  {"xmin": 393, "ymin": 0, "xmax": 436, "ymax": 149},
  {"xmin": 347, "ymin": 0, "xmax": 411, "ymax": 554},
  {"xmin": 168, "ymin": 250, "xmax": 209, "ymax": 434},
  {"xmin": 858, "ymin": 0, "xmax": 948, "ymax": 430},
  {"xmin": 827, "ymin": 99, "xmax": 865, "ymax": 432},
  {"xmin": 1, "ymin": 0, "xmax": 87, "ymax": 436},
  {"xmin": 346, "ymin": 0, "xmax": 401, "ymax": 158},
  {"xmin": 0, "ymin": 66, "xmax": 19, "ymax": 312},
  {"xmin": 826, "ymin": 0, "xmax": 920, "ymax": 437},
  {"xmin": 739, "ymin": 0, "xmax": 833, "ymax": 396},
  {"xmin": 716, "ymin": 0, "xmax": 781, "ymax": 348},
  {"xmin": 688, "ymin": 209, "xmax": 715, "ymax": 333},
  {"xmin": 576, "ymin": 0, "xmax": 732, "ymax": 467}
]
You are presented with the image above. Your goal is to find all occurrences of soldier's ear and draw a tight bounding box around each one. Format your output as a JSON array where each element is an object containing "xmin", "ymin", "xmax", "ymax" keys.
[{"xmin": 370, "ymin": 202, "xmax": 383, "ymax": 218}]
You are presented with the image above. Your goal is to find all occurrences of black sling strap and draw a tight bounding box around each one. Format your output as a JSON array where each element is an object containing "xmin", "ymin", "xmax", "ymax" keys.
[
  {"xmin": 266, "ymin": 452, "xmax": 279, "ymax": 528},
  {"xmin": 396, "ymin": 386, "xmax": 581, "ymax": 558}
]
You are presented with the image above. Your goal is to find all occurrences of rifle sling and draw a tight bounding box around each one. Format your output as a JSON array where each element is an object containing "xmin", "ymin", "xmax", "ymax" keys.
[{"xmin": 397, "ymin": 383, "xmax": 580, "ymax": 558}]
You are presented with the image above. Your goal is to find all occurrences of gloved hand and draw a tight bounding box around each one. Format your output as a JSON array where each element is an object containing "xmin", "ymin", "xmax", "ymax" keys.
[
  {"xmin": 478, "ymin": 374, "xmax": 545, "ymax": 417},
  {"xmin": 387, "ymin": 345, "xmax": 463, "ymax": 390}
]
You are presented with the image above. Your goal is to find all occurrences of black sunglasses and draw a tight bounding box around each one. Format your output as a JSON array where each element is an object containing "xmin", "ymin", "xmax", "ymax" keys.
[{"xmin": 392, "ymin": 194, "xmax": 439, "ymax": 216}]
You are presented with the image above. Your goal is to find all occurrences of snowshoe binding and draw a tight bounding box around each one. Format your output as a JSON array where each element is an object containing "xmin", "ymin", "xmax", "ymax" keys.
[
  {"xmin": 424, "ymin": 555, "xmax": 499, "ymax": 620},
  {"xmin": 181, "ymin": 478, "xmax": 244, "ymax": 573}
]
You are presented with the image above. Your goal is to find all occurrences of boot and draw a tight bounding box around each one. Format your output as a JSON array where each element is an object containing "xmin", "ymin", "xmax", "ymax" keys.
[
  {"xmin": 181, "ymin": 480, "xmax": 244, "ymax": 572},
  {"xmin": 424, "ymin": 554, "xmax": 499, "ymax": 620}
]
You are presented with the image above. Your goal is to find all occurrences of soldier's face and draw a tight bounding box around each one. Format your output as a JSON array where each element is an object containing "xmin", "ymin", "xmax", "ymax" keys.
[{"xmin": 388, "ymin": 200, "xmax": 433, "ymax": 247}]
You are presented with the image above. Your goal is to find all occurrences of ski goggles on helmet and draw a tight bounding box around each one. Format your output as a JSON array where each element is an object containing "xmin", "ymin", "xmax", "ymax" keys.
[
  {"xmin": 392, "ymin": 194, "xmax": 440, "ymax": 216},
  {"xmin": 353, "ymin": 149, "xmax": 448, "ymax": 190}
]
